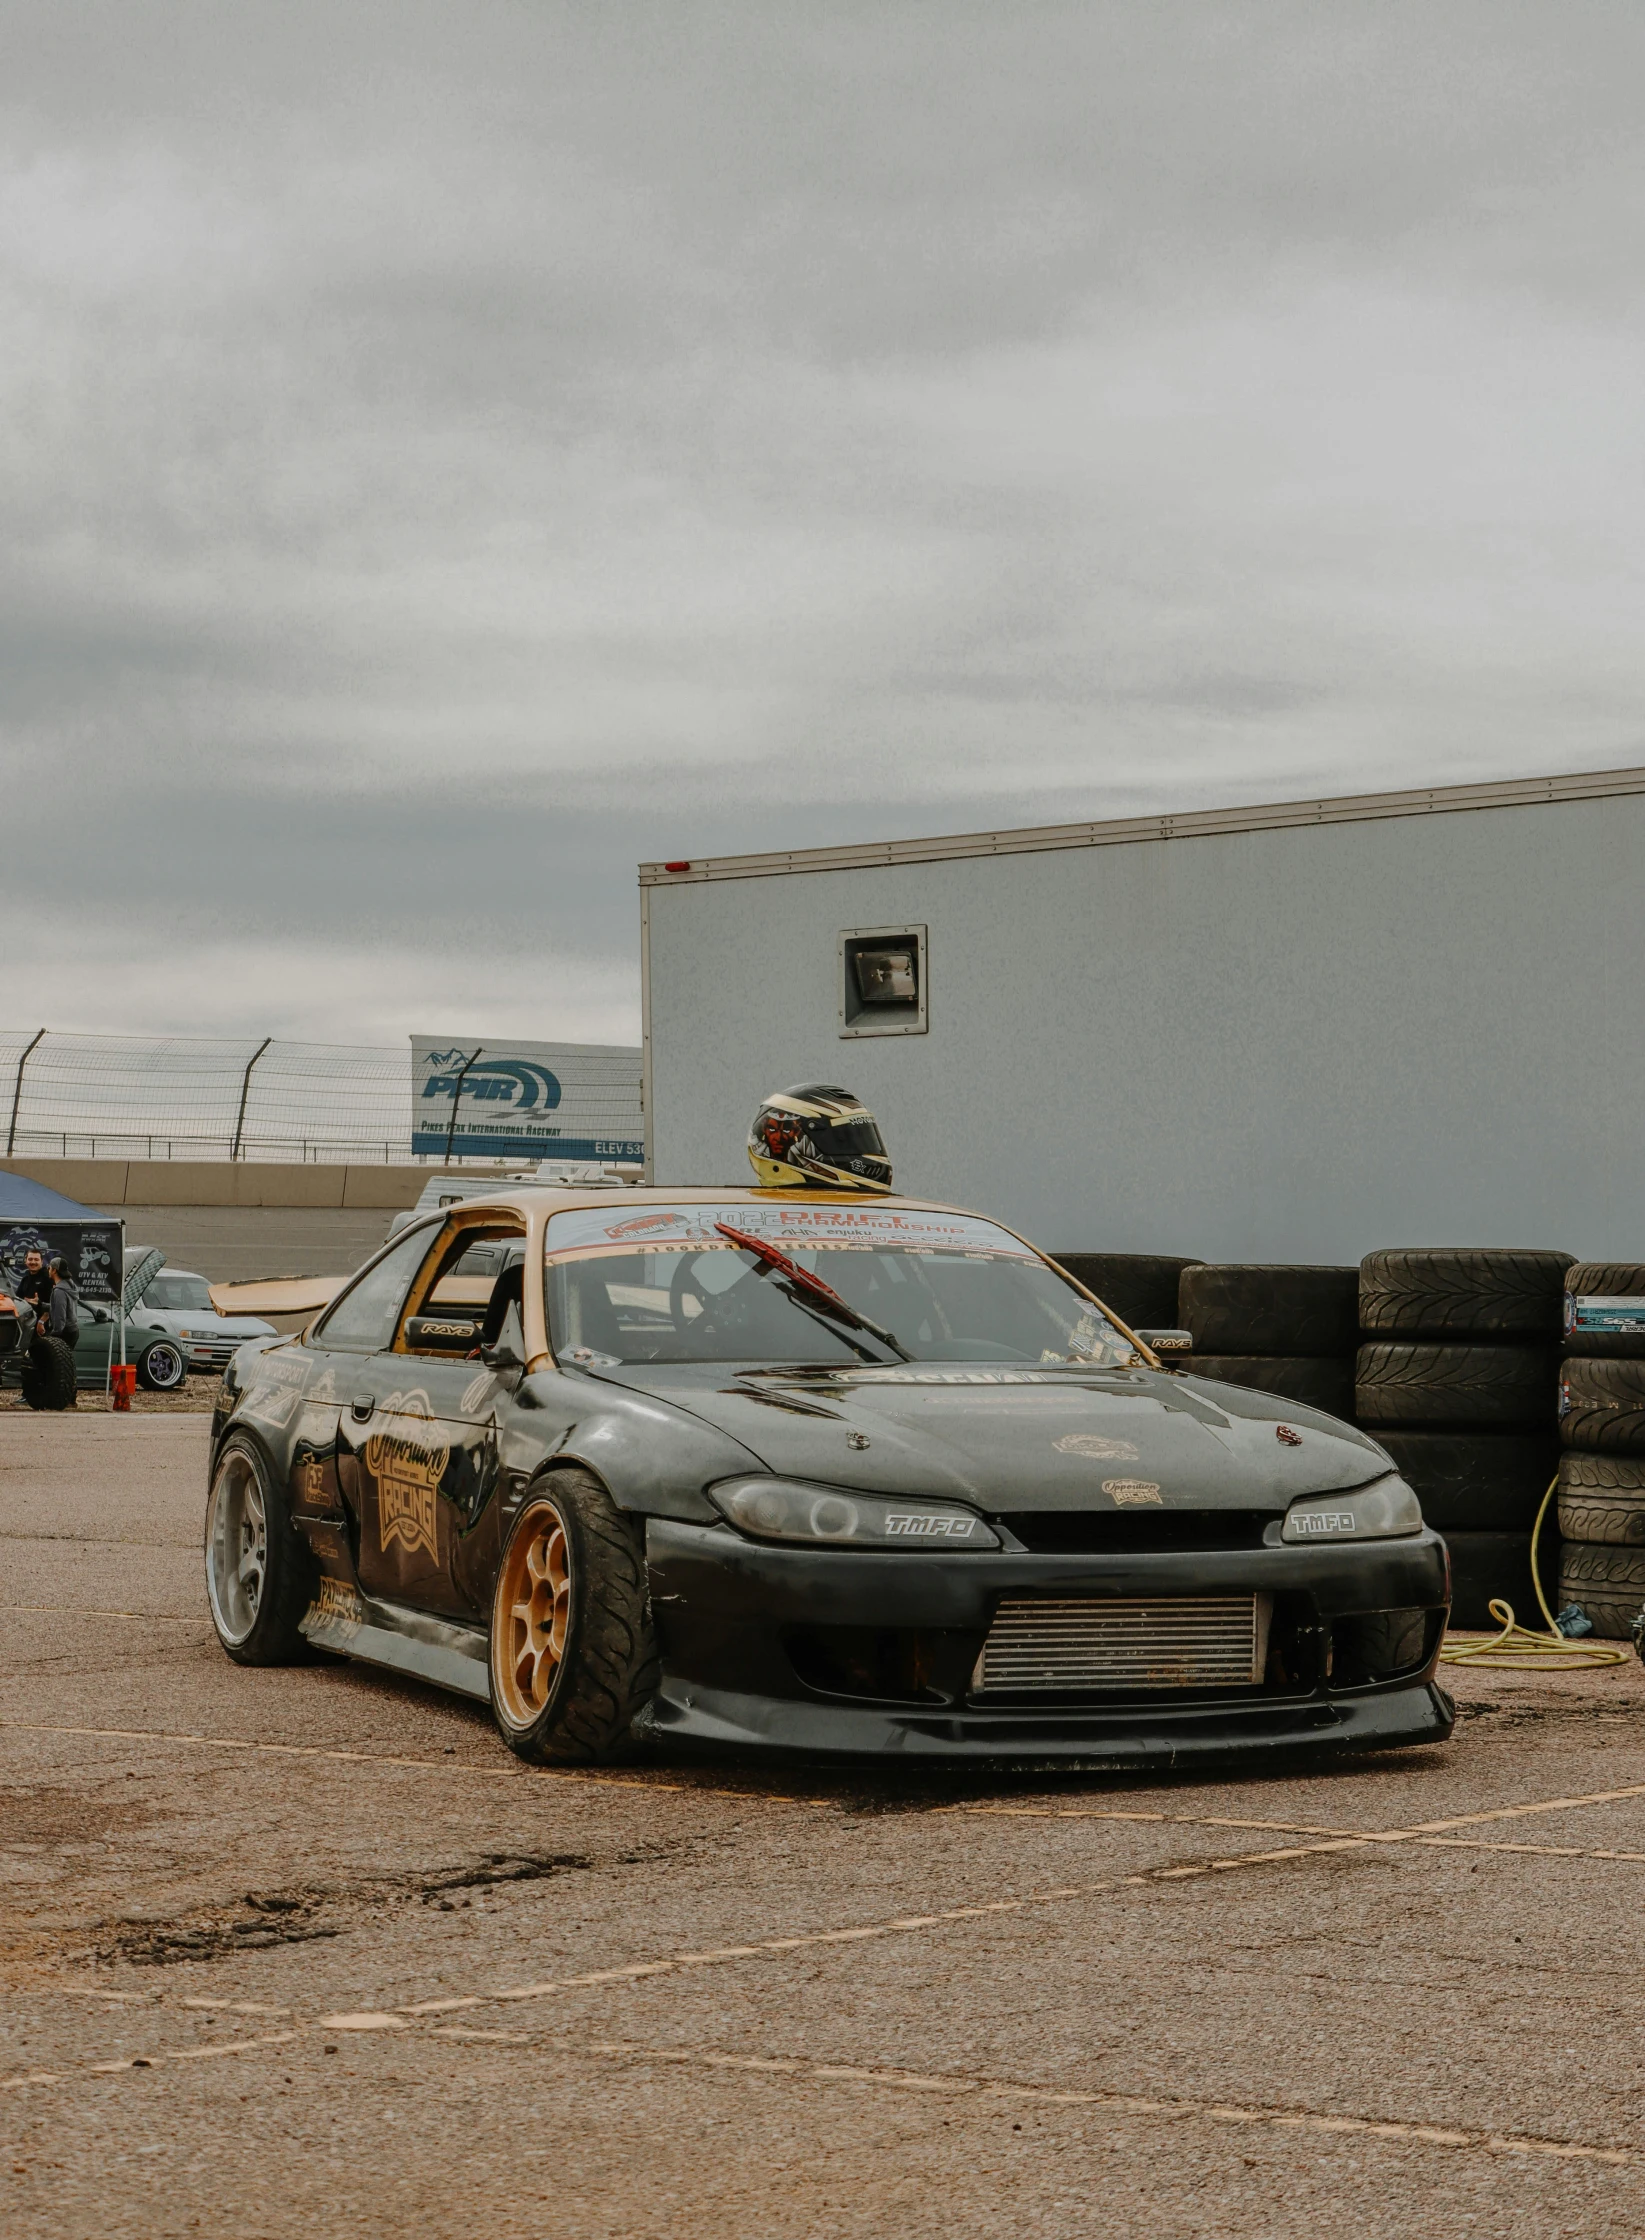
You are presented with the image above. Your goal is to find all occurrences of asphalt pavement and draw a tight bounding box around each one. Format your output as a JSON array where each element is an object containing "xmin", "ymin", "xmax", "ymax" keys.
[{"xmin": 4, "ymin": 1412, "xmax": 1644, "ymax": 2239}]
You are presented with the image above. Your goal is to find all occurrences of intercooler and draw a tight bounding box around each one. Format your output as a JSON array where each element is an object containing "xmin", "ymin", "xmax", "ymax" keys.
[{"xmin": 971, "ymin": 1594, "xmax": 1273, "ymax": 1694}]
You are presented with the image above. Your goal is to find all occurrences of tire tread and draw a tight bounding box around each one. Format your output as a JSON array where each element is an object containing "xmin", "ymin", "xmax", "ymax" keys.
[
  {"xmin": 1359, "ymin": 1249, "xmax": 1574, "ymax": 1339},
  {"xmin": 494, "ymin": 1467, "xmax": 658, "ymax": 1765}
]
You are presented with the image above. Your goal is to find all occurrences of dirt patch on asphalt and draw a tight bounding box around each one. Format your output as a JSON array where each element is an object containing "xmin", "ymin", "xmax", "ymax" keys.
[{"xmin": 0, "ymin": 1384, "xmax": 215, "ymax": 1414}]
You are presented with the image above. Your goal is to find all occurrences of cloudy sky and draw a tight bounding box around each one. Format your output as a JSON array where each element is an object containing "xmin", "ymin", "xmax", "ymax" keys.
[{"xmin": 5, "ymin": 2, "xmax": 1643, "ymax": 1049}]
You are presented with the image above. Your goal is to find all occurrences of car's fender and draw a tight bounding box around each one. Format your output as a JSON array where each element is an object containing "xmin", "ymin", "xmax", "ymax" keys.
[{"xmin": 507, "ymin": 1372, "xmax": 762, "ymax": 1524}]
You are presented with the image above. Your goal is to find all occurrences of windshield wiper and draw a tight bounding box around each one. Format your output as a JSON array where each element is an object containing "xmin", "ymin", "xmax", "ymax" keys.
[{"xmin": 714, "ymin": 1222, "xmax": 913, "ymax": 1363}]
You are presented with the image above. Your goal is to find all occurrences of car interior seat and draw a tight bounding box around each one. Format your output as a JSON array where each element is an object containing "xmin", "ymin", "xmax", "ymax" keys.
[{"xmin": 479, "ymin": 1261, "xmax": 525, "ymax": 1352}]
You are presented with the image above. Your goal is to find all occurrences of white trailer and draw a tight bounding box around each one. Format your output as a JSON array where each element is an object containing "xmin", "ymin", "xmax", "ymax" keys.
[{"xmin": 640, "ymin": 765, "xmax": 1645, "ymax": 1264}]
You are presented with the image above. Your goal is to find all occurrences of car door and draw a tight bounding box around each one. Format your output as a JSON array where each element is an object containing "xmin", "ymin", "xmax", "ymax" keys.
[
  {"xmin": 341, "ymin": 1218, "xmax": 524, "ymax": 1621},
  {"xmin": 297, "ymin": 1220, "xmax": 446, "ymax": 1600}
]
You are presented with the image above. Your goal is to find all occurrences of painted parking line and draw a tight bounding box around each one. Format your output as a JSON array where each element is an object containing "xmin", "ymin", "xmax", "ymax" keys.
[
  {"xmin": 12, "ymin": 2018, "xmax": 1625, "ymax": 2172},
  {"xmin": 22, "ymin": 1774, "xmax": 1645, "ymax": 2042},
  {"xmin": 0, "ymin": 1719, "xmax": 830, "ymax": 1808},
  {"xmin": 273, "ymin": 1779, "xmax": 1645, "ymax": 2021},
  {"xmin": 1, "ymin": 2031, "xmax": 298, "ymax": 2093},
  {"xmin": 4, "ymin": 1607, "xmax": 205, "ymax": 1623},
  {"xmin": 566, "ymin": 2035, "xmax": 1634, "ymax": 2168},
  {"xmin": 950, "ymin": 1807, "xmax": 1645, "ymax": 1869}
]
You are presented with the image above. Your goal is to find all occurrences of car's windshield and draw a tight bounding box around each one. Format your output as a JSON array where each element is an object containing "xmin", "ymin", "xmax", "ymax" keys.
[
  {"xmin": 542, "ymin": 1201, "xmax": 1134, "ymax": 1369},
  {"xmin": 144, "ymin": 1274, "xmax": 214, "ymax": 1312}
]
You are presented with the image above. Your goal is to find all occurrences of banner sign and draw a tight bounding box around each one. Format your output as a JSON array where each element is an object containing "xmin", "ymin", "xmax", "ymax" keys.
[
  {"xmin": 0, "ymin": 1219, "xmax": 124, "ymax": 1307},
  {"xmin": 410, "ymin": 1039, "xmax": 644, "ymax": 1164}
]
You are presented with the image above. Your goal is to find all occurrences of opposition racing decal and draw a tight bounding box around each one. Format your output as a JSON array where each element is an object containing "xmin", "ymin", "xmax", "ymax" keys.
[
  {"xmin": 1055, "ymin": 1433, "xmax": 1141, "ymax": 1461},
  {"xmin": 1103, "ymin": 1478, "xmax": 1163, "ymax": 1506},
  {"xmin": 363, "ymin": 1391, "xmax": 449, "ymax": 1564}
]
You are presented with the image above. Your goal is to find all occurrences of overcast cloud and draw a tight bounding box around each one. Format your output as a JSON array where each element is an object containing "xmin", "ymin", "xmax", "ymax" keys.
[{"xmin": 4, "ymin": 2, "xmax": 1644, "ymax": 1045}]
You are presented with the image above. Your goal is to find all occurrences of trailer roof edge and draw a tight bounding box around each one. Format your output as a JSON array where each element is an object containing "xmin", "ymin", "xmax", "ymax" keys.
[{"xmin": 638, "ymin": 762, "xmax": 1645, "ymax": 887}]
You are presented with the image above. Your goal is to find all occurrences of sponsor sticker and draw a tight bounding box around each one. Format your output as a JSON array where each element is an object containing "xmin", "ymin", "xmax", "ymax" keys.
[
  {"xmin": 544, "ymin": 1202, "xmax": 1037, "ymax": 1263},
  {"xmin": 460, "ymin": 1368, "xmax": 498, "ymax": 1413},
  {"xmin": 1055, "ymin": 1433, "xmax": 1141, "ymax": 1461},
  {"xmin": 239, "ymin": 1378, "xmax": 304, "ymax": 1431},
  {"xmin": 1103, "ymin": 1478, "xmax": 1163, "ymax": 1505},
  {"xmin": 1289, "ymin": 1511, "xmax": 1355, "ymax": 1535},
  {"xmin": 302, "ymin": 1577, "xmax": 366, "ymax": 1639},
  {"xmin": 882, "ymin": 1512, "xmax": 978, "ymax": 1538},
  {"xmin": 1566, "ymin": 1294, "xmax": 1645, "ymax": 1336}
]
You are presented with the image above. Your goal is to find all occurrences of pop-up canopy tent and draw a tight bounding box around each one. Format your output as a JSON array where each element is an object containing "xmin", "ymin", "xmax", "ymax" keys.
[{"xmin": 0, "ymin": 1168, "xmax": 100, "ymax": 1219}]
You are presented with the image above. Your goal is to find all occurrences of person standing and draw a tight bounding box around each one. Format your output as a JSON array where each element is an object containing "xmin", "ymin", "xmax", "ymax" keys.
[
  {"xmin": 45, "ymin": 1258, "xmax": 80, "ymax": 1347},
  {"xmin": 16, "ymin": 1247, "xmax": 51, "ymax": 1320}
]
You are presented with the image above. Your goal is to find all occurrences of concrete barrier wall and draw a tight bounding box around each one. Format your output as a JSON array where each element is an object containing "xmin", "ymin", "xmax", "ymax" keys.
[{"xmin": 4, "ymin": 1161, "xmax": 437, "ymax": 1283}]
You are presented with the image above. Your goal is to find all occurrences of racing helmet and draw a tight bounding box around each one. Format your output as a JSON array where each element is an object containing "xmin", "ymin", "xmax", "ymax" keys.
[{"xmin": 746, "ymin": 1084, "xmax": 892, "ymax": 1193}]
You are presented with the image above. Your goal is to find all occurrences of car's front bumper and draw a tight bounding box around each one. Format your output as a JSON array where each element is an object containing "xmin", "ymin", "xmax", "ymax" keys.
[{"xmin": 644, "ymin": 1517, "xmax": 1453, "ymax": 1766}]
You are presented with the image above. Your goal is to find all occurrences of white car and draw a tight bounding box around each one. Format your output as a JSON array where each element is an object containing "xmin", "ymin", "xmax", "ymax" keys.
[{"xmin": 126, "ymin": 1260, "xmax": 276, "ymax": 1374}]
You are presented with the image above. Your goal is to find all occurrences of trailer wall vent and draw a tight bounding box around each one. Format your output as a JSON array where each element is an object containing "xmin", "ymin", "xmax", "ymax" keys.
[{"xmin": 839, "ymin": 925, "xmax": 927, "ymax": 1038}]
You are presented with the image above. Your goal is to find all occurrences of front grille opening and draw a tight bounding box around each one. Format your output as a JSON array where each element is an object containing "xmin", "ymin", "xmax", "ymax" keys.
[
  {"xmin": 783, "ymin": 1624, "xmax": 982, "ymax": 1707},
  {"xmin": 973, "ymin": 1594, "xmax": 1273, "ymax": 1696},
  {"xmin": 1330, "ymin": 1608, "xmax": 1440, "ymax": 1687},
  {"xmin": 999, "ymin": 1511, "xmax": 1274, "ymax": 1554}
]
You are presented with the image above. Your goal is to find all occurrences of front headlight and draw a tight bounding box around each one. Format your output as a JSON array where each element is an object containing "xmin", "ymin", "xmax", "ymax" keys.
[
  {"xmin": 709, "ymin": 1476, "xmax": 1001, "ymax": 1550},
  {"xmin": 1282, "ymin": 1475, "xmax": 1423, "ymax": 1543}
]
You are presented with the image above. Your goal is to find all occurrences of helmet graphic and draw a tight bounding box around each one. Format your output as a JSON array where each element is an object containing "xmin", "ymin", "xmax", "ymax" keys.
[{"xmin": 747, "ymin": 1084, "xmax": 892, "ymax": 1194}]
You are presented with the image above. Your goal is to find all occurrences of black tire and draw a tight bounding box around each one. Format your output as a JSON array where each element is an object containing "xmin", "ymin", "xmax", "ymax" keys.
[
  {"xmin": 1359, "ymin": 1248, "xmax": 1574, "ymax": 1340},
  {"xmin": 1444, "ymin": 1529, "xmax": 1558, "ymax": 1631},
  {"xmin": 1178, "ymin": 1265, "xmax": 1359, "ymax": 1358},
  {"xmin": 1355, "ymin": 1342, "xmax": 1555, "ymax": 1430},
  {"xmin": 1557, "ymin": 1452, "xmax": 1645, "ymax": 1546},
  {"xmin": 489, "ymin": 1467, "xmax": 658, "ymax": 1765},
  {"xmin": 1562, "ymin": 1263, "xmax": 1645, "ymax": 1358},
  {"xmin": 1186, "ymin": 1355, "xmax": 1355, "ymax": 1420},
  {"xmin": 1053, "ymin": 1255, "xmax": 1204, "ymax": 1334},
  {"xmin": 1558, "ymin": 1543, "xmax": 1645, "ymax": 1639},
  {"xmin": 1374, "ymin": 1431, "xmax": 1558, "ymax": 1533},
  {"xmin": 20, "ymin": 1335, "xmax": 78, "ymax": 1411},
  {"xmin": 1558, "ymin": 1357, "xmax": 1645, "ymax": 1454},
  {"xmin": 136, "ymin": 1338, "xmax": 187, "ymax": 1392},
  {"xmin": 204, "ymin": 1434, "xmax": 316, "ymax": 1666}
]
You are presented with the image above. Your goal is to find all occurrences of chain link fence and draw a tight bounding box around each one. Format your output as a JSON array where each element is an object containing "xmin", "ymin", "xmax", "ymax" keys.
[{"xmin": 3, "ymin": 1032, "xmax": 428, "ymax": 1163}]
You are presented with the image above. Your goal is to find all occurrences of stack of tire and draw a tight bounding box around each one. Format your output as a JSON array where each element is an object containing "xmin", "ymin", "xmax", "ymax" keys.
[
  {"xmin": 1177, "ymin": 1265, "xmax": 1360, "ymax": 1418},
  {"xmin": 1354, "ymin": 1250, "xmax": 1569, "ymax": 1629},
  {"xmin": 1555, "ymin": 1263, "xmax": 1645, "ymax": 1637},
  {"xmin": 1054, "ymin": 1254, "xmax": 1204, "ymax": 1336}
]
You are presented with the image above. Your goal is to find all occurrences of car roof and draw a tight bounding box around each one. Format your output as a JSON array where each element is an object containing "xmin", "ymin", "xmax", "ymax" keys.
[{"xmin": 403, "ymin": 1184, "xmax": 998, "ymax": 1223}]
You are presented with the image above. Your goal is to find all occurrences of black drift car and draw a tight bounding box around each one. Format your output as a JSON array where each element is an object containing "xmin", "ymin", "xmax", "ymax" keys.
[{"xmin": 205, "ymin": 1187, "xmax": 1453, "ymax": 1766}]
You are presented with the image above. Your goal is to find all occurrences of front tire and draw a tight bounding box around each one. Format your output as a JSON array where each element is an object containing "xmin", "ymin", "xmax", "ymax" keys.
[
  {"xmin": 489, "ymin": 1467, "xmax": 658, "ymax": 1764},
  {"xmin": 138, "ymin": 1339, "xmax": 187, "ymax": 1392},
  {"xmin": 204, "ymin": 1435, "xmax": 314, "ymax": 1665},
  {"xmin": 21, "ymin": 1335, "xmax": 78, "ymax": 1411}
]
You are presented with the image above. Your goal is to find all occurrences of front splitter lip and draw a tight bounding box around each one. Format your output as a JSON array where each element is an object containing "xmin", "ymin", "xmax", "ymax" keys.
[{"xmin": 646, "ymin": 1677, "xmax": 1456, "ymax": 1766}]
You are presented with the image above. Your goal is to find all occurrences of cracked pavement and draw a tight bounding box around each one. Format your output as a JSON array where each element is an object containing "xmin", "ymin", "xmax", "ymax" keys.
[{"xmin": 4, "ymin": 1412, "xmax": 1645, "ymax": 2237}]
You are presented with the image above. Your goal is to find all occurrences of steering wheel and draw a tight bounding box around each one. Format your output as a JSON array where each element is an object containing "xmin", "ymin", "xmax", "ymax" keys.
[
  {"xmin": 668, "ymin": 1251, "xmax": 756, "ymax": 1350},
  {"xmin": 669, "ymin": 1254, "xmax": 711, "ymax": 1336}
]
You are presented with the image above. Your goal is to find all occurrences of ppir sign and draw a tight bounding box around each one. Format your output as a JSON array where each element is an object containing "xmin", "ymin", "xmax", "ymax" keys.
[{"xmin": 410, "ymin": 1038, "xmax": 644, "ymax": 1163}]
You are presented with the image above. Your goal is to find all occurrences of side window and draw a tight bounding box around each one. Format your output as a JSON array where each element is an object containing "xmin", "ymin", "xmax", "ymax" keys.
[
  {"xmin": 312, "ymin": 1225, "xmax": 441, "ymax": 1355},
  {"xmin": 398, "ymin": 1224, "xmax": 527, "ymax": 1358}
]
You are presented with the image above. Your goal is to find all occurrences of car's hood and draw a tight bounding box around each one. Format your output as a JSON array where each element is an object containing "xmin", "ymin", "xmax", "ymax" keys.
[
  {"xmin": 590, "ymin": 1362, "xmax": 1390, "ymax": 1514},
  {"xmin": 140, "ymin": 1312, "xmax": 275, "ymax": 1337}
]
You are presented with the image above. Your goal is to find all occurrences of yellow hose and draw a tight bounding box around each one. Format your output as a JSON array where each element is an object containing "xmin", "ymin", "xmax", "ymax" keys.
[{"xmin": 1439, "ymin": 1477, "xmax": 1631, "ymax": 1669}]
